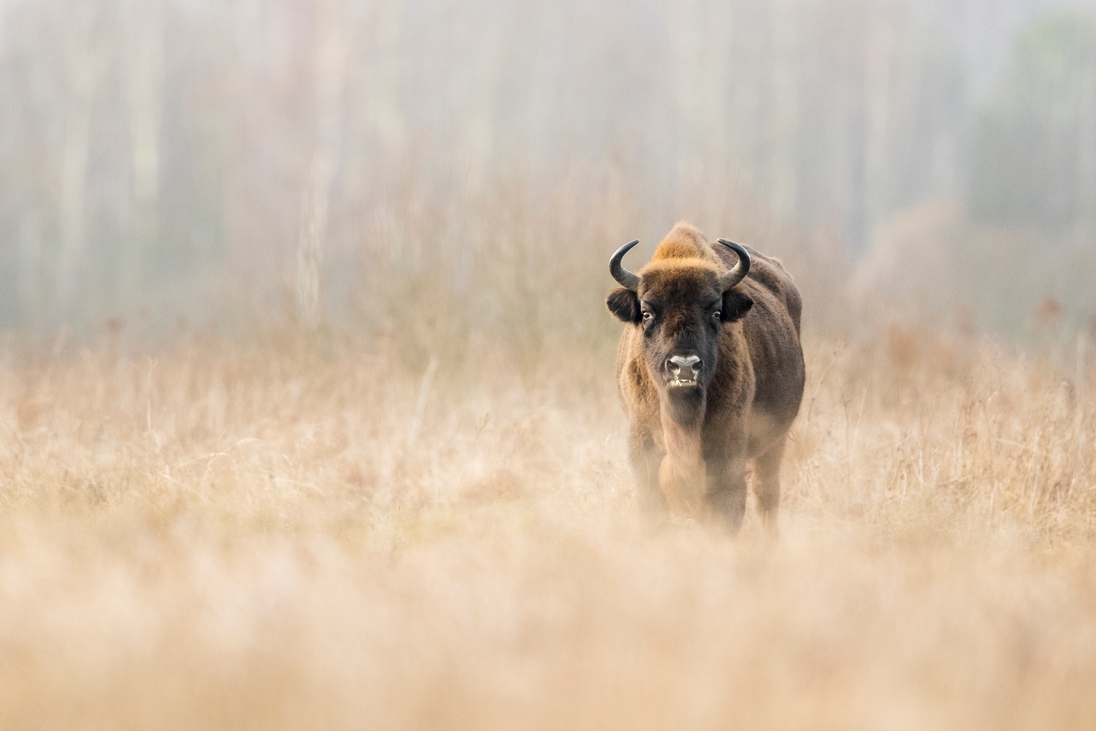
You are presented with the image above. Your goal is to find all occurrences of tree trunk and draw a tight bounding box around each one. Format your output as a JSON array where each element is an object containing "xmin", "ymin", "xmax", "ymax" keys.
[
  {"xmin": 56, "ymin": 5, "xmax": 109, "ymax": 319},
  {"xmin": 122, "ymin": 0, "xmax": 165, "ymax": 312}
]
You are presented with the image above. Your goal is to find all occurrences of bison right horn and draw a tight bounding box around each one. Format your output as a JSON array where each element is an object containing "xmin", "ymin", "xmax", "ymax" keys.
[
  {"xmin": 716, "ymin": 239, "xmax": 751, "ymax": 291},
  {"xmin": 609, "ymin": 239, "xmax": 641, "ymax": 291}
]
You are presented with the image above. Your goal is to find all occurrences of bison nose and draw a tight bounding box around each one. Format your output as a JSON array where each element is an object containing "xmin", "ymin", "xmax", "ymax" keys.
[{"xmin": 668, "ymin": 355, "xmax": 701, "ymax": 383}]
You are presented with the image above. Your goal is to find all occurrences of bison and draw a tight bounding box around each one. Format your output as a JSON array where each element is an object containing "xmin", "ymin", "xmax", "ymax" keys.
[{"xmin": 606, "ymin": 222, "xmax": 805, "ymax": 531}]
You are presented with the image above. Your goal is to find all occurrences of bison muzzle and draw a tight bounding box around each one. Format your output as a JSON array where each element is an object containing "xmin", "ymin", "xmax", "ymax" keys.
[{"xmin": 606, "ymin": 222, "xmax": 805, "ymax": 531}]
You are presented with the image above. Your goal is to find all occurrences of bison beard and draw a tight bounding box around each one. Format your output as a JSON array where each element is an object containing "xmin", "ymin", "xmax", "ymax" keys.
[
  {"xmin": 607, "ymin": 222, "xmax": 805, "ymax": 531},
  {"xmin": 658, "ymin": 390, "xmax": 707, "ymax": 515}
]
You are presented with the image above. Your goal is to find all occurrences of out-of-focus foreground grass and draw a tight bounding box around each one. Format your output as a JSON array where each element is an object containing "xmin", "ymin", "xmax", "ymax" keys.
[{"xmin": 1, "ymin": 326, "xmax": 1095, "ymax": 731}]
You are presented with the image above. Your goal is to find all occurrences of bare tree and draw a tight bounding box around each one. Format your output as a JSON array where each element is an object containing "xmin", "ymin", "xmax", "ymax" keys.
[
  {"xmin": 121, "ymin": 0, "xmax": 164, "ymax": 311},
  {"xmin": 55, "ymin": 3, "xmax": 111, "ymax": 318}
]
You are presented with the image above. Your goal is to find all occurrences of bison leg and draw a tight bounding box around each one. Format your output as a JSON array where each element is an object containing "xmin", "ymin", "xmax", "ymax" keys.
[
  {"xmin": 629, "ymin": 431, "xmax": 666, "ymax": 515},
  {"xmin": 705, "ymin": 453, "xmax": 748, "ymax": 533},
  {"xmin": 753, "ymin": 437, "xmax": 787, "ymax": 534}
]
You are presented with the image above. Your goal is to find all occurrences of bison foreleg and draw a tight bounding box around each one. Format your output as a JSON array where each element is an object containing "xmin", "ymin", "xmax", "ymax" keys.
[{"xmin": 705, "ymin": 453, "xmax": 748, "ymax": 533}]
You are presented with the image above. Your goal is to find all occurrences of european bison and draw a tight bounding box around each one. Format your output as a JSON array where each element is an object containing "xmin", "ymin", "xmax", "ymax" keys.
[{"xmin": 606, "ymin": 222, "xmax": 805, "ymax": 531}]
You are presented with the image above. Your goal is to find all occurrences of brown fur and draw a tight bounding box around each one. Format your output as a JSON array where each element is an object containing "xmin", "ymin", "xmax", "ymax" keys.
[{"xmin": 609, "ymin": 222, "xmax": 805, "ymax": 531}]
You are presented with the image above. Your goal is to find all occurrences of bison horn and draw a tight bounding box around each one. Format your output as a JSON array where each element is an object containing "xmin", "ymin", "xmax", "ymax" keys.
[
  {"xmin": 610, "ymin": 239, "xmax": 641, "ymax": 291},
  {"xmin": 716, "ymin": 239, "xmax": 751, "ymax": 291}
]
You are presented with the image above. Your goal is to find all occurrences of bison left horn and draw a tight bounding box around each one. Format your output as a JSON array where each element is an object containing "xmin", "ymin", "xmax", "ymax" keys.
[
  {"xmin": 609, "ymin": 239, "xmax": 641, "ymax": 291},
  {"xmin": 716, "ymin": 239, "xmax": 751, "ymax": 291}
]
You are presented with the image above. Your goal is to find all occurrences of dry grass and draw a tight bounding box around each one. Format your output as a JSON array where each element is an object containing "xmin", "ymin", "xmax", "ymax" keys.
[{"xmin": 1, "ymin": 326, "xmax": 1095, "ymax": 730}]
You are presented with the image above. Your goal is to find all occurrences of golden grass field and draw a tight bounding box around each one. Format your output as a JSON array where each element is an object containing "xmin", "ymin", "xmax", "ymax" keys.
[{"xmin": 1, "ymin": 325, "xmax": 1094, "ymax": 730}]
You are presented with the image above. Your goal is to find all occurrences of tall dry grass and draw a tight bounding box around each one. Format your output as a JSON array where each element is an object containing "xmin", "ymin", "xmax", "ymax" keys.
[{"xmin": 0, "ymin": 324, "xmax": 1094, "ymax": 730}]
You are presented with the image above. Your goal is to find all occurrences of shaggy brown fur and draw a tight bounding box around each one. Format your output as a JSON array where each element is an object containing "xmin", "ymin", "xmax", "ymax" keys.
[{"xmin": 607, "ymin": 222, "xmax": 805, "ymax": 530}]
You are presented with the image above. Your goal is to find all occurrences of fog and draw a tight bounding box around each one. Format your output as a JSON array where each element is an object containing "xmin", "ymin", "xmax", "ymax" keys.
[{"xmin": 1, "ymin": 0, "xmax": 1094, "ymax": 341}]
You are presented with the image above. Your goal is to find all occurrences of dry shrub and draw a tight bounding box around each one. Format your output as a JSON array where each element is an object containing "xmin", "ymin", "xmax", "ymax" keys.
[
  {"xmin": 0, "ymin": 325, "xmax": 1094, "ymax": 730},
  {"xmin": 855, "ymin": 199, "xmax": 1096, "ymax": 344}
]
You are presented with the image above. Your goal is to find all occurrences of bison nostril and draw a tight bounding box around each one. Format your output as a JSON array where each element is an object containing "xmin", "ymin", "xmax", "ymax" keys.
[{"xmin": 668, "ymin": 355, "xmax": 701, "ymax": 378}]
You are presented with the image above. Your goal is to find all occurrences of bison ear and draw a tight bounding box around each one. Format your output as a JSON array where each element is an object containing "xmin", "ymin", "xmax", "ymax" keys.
[
  {"xmin": 606, "ymin": 288, "xmax": 641, "ymax": 323},
  {"xmin": 721, "ymin": 290, "xmax": 753, "ymax": 322}
]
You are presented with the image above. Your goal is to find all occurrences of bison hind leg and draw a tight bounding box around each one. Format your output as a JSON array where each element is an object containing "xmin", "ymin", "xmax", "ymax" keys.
[{"xmin": 753, "ymin": 437, "xmax": 788, "ymax": 534}]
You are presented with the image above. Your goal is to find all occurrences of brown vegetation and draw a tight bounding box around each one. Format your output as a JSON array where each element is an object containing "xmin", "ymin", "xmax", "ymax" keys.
[{"xmin": 0, "ymin": 324, "xmax": 1094, "ymax": 730}]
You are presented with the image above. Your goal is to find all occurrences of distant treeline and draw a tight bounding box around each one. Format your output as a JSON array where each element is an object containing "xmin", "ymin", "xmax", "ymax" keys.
[{"xmin": 0, "ymin": 0, "xmax": 1093, "ymax": 344}]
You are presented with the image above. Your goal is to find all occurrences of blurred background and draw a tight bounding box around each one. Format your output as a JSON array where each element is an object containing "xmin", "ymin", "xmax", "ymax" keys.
[{"xmin": 1, "ymin": 0, "xmax": 1094, "ymax": 354}]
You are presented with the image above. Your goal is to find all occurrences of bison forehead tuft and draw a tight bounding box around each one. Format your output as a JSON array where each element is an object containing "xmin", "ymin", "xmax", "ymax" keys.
[{"xmin": 638, "ymin": 259, "xmax": 722, "ymax": 300}]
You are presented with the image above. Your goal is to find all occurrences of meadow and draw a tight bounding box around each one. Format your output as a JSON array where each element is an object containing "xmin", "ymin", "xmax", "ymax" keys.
[{"xmin": 0, "ymin": 320, "xmax": 1093, "ymax": 730}]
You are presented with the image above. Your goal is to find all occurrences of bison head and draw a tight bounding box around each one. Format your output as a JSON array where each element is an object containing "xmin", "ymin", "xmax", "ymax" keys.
[{"xmin": 606, "ymin": 239, "xmax": 753, "ymax": 417}]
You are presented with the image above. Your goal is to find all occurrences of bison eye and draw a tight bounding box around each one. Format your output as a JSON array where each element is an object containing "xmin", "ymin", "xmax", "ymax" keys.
[
  {"xmin": 641, "ymin": 311, "xmax": 653, "ymax": 323},
  {"xmin": 712, "ymin": 310, "xmax": 722, "ymax": 321}
]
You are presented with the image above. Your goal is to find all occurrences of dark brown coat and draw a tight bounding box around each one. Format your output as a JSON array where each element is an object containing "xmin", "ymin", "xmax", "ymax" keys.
[{"xmin": 606, "ymin": 222, "xmax": 805, "ymax": 530}]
